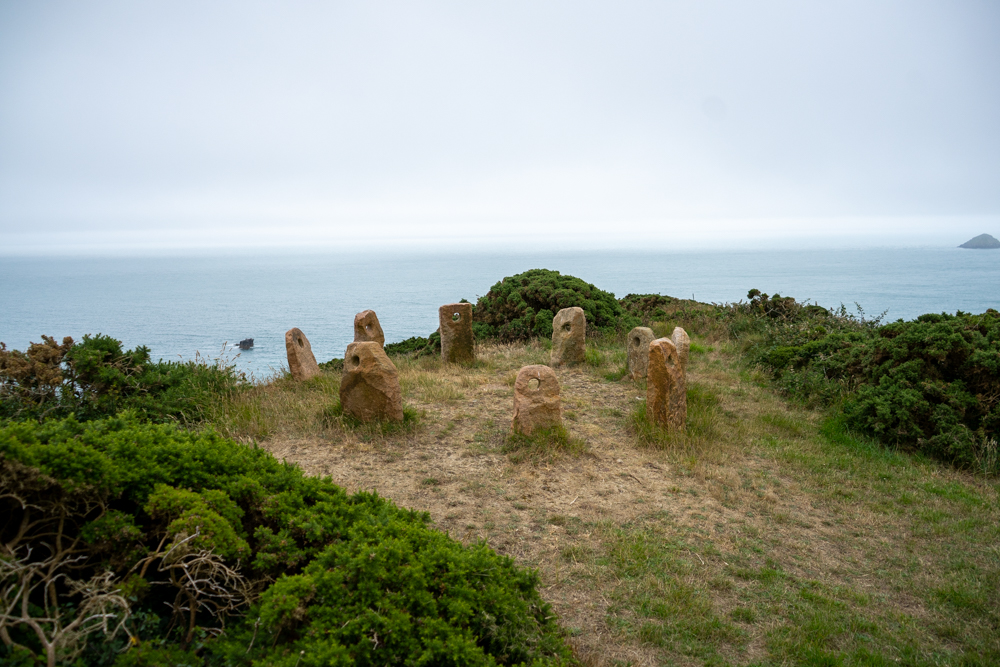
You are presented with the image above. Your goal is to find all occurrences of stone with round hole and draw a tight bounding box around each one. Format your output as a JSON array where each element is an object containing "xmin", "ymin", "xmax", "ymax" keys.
[
  {"xmin": 439, "ymin": 302, "xmax": 474, "ymax": 364},
  {"xmin": 285, "ymin": 327, "xmax": 321, "ymax": 381},
  {"xmin": 627, "ymin": 326, "xmax": 655, "ymax": 379},
  {"xmin": 551, "ymin": 306, "xmax": 586, "ymax": 367},
  {"xmin": 646, "ymin": 337, "xmax": 686, "ymax": 430},
  {"xmin": 671, "ymin": 326, "xmax": 690, "ymax": 370},
  {"xmin": 339, "ymin": 341, "xmax": 403, "ymax": 422},
  {"xmin": 511, "ymin": 364, "xmax": 562, "ymax": 435},
  {"xmin": 353, "ymin": 309, "xmax": 386, "ymax": 346}
]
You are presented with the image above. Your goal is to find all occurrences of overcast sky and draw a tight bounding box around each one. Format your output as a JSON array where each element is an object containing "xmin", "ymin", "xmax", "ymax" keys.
[{"xmin": 1, "ymin": 1, "xmax": 998, "ymax": 253}]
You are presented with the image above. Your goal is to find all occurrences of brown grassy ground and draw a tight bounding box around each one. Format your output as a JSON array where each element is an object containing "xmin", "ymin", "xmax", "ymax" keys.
[{"xmin": 209, "ymin": 335, "xmax": 1000, "ymax": 666}]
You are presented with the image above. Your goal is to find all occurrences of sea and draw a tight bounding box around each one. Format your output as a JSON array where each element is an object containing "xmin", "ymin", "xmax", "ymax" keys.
[{"xmin": 2, "ymin": 246, "xmax": 998, "ymax": 379}]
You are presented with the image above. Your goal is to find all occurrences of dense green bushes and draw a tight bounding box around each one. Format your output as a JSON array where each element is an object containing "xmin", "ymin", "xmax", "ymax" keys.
[
  {"xmin": 473, "ymin": 269, "xmax": 637, "ymax": 342},
  {"xmin": 736, "ymin": 293, "xmax": 1000, "ymax": 474},
  {"xmin": 0, "ymin": 416, "xmax": 571, "ymax": 666},
  {"xmin": 0, "ymin": 334, "xmax": 242, "ymax": 424}
]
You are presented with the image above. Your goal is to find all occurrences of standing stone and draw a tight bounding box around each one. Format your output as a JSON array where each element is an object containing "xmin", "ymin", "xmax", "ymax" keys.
[
  {"xmin": 671, "ymin": 326, "xmax": 691, "ymax": 370},
  {"xmin": 551, "ymin": 307, "xmax": 586, "ymax": 367},
  {"xmin": 353, "ymin": 310, "xmax": 386, "ymax": 346},
  {"xmin": 627, "ymin": 326, "xmax": 655, "ymax": 379},
  {"xmin": 646, "ymin": 337, "xmax": 686, "ymax": 430},
  {"xmin": 439, "ymin": 302, "xmax": 474, "ymax": 364},
  {"xmin": 339, "ymin": 341, "xmax": 404, "ymax": 422},
  {"xmin": 511, "ymin": 365, "xmax": 562, "ymax": 435},
  {"xmin": 285, "ymin": 328, "xmax": 320, "ymax": 381}
]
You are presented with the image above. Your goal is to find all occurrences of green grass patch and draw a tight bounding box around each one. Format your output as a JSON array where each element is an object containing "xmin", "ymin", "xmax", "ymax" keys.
[
  {"xmin": 321, "ymin": 400, "xmax": 421, "ymax": 438},
  {"xmin": 502, "ymin": 425, "xmax": 586, "ymax": 464}
]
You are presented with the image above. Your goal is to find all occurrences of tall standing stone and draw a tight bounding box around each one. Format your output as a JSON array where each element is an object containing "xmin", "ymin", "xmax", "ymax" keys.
[
  {"xmin": 627, "ymin": 326, "xmax": 655, "ymax": 379},
  {"xmin": 551, "ymin": 307, "xmax": 586, "ymax": 367},
  {"xmin": 646, "ymin": 337, "xmax": 686, "ymax": 430},
  {"xmin": 439, "ymin": 302, "xmax": 474, "ymax": 364},
  {"xmin": 339, "ymin": 341, "xmax": 404, "ymax": 422},
  {"xmin": 671, "ymin": 326, "xmax": 691, "ymax": 370},
  {"xmin": 354, "ymin": 310, "xmax": 386, "ymax": 346},
  {"xmin": 511, "ymin": 365, "xmax": 562, "ymax": 435},
  {"xmin": 285, "ymin": 328, "xmax": 320, "ymax": 381}
]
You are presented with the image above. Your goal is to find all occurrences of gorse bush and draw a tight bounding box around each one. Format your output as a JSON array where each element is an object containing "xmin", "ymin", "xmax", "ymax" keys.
[
  {"xmin": 736, "ymin": 290, "xmax": 1000, "ymax": 474},
  {"xmin": 474, "ymin": 269, "xmax": 637, "ymax": 342},
  {"xmin": 0, "ymin": 334, "xmax": 243, "ymax": 424},
  {"xmin": 0, "ymin": 416, "xmax": 572, "ymax": 666}
]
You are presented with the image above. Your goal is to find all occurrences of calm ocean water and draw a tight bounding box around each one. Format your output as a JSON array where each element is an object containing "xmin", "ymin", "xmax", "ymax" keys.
[{"xmin": 2, "ymin": 247, "xmax": 998, "ymax": 378}]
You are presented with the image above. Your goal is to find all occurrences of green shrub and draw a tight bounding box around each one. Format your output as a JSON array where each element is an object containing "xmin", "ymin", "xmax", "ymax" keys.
[
  {"xmin": 0, "ymin": 416, "xmax": 571, "ymax": 665},
  {"xmin": 0, "ymin": 334, "xmax": 244, "ymax": 424},
  {"xmin": 474, "ymin": 269, "xmax": 637, "ymax": 342},
  {"xmin": 384, "ymin": 331, "xmax": 442, "ymax": 358},
  {"xmin": 738, "ymin": 291, "xmax": 1000, "ymax": 473}
]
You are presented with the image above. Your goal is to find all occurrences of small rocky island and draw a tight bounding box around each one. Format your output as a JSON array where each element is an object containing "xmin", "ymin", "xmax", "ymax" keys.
[{"xmin": 958, "ymin": 233, "xmax": 1000, "ymax": 249}]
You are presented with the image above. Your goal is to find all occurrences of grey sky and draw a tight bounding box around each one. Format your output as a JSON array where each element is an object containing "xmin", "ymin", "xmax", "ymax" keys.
[{"xmin": 1, "ymin": 1, "xmax": 998, "ymax": 252}]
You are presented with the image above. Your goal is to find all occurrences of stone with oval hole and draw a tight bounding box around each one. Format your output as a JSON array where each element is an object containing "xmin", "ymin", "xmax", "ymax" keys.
[
  {"xmin": 671, "ymin": 326, "xmax": 691, "ymax": 370},
  {"xmin": 511, "ymin": 364, "xmax": 562, "ymax": 435},
  {"xmin": 285, "ymin": 327, "xmax": 320, "ymax": 381},
  {"xmin": 353, "ymin": 309, "xmax": 386, "ymax": 346},
  {"xmin": 339, "ymin": 341, "xmax": 403, "ymax": 422},
  {"xmin": 439, "ymin": 302, "xmax": 474, "ymax": 364},
  {"xmin": 626, "ymin": 326, "xmax": 655, "ymax": 379},
  {"xmin": 646, "ymin": 337, "xmax": 686, "ymax": 430},
  {"xmin": 551, "ymin": 306, "xmax": 586, "ymax": 367}
]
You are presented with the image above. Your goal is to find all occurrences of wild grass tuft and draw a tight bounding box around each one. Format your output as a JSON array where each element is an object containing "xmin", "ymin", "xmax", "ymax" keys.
[
  {"xmin": 502, "ymin": 425, "xmax": 586, "ymax": 464},
  {"xmin": 321, "ymin": 400, "xmax": 421, "ymax": 438},
  {"xmin": 629, "ymin": 384, "xmax": 726, "ymax": 460}
]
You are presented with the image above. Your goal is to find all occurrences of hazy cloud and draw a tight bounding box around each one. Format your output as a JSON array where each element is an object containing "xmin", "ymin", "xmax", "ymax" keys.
[{"xmin": 1, "ymin": 1, "xmax": 998, "ymax": 251}]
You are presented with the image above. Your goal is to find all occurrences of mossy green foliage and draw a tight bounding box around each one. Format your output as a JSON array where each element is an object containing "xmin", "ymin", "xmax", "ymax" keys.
[
  {"xmin": 384, "ymin": 331, "xmax": 442, "ymax": 358},
  {"xmin": 318, "ymin": 357, "xmax": 344, "ymax": 372},
  {"xmin": 0, "ymin": 334, "xmax": 243, "ymax": 424},
  {"xmin": 618, "ymin": 293, "xmax": 676, "ymax": 324},
  {"xmin": 741, "ymin": 291, "xmax": 1000, "ymax": 473},
  {"xmin": 0, "ymin": 416, "xmax": 571, "ymax": 666},
  {"xmin": 474, "ymin": 269, "xmax": 637, "ymax": 342}
]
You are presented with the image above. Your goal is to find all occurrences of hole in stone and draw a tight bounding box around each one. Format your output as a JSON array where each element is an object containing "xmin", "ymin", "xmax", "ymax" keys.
[
  {"xmin": 351, "ymin": 355, "xmax": 360, "ymax": 367},
  {"xmin": 366, "ymin": 324, "xmax": 372, "ymax": 332},
  {"xmin": 528, "ymin": 378, "xmax": 540, "ymax": 390},
  {"xmin": 452, "ymin": 312, "xmax": 461, "ymax": 322},
  {"xmin": 632, "ymin": 336, "xmax": 640, "ymax": 347},
  {"xmin": 562, "ymin": 323, "xmax": 571, "ymax": 332},
  {"xmin": 297, "ymin": 338, "xmax": 304, "ymax": 348}
]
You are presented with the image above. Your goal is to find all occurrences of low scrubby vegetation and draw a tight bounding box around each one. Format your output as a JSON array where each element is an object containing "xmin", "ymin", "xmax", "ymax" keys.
[
  {"xmin": 0, "ymin": 334, "xmax": 243, "ymax": 424},
  {"xmin": 0, "ymin": 416, "xmax": 571, "ymax": 666},
  {"xmin": 728, "ymin": 291, "xmax": 1000, "ymax": 474},
  {"xmin": 472, "ymin": 269, "xmax": 638, "ymax": 342}
]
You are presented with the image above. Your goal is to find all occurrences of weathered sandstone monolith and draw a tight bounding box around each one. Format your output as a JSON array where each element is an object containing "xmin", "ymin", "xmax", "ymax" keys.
[
  {"xmin": 353, "ymin": 310, "xmax": 386, "ymax": 346},
  {"xmin": 285, "ymin": 328, "xmax": 320, "ymax": 381},
  {"xmin": 439, "ymin": 302, "xmax": 474, "ymax": 364},
  {"xmin": 339, "ymin": 341, "xmax": 403, "ymax": 422},
  {"xmin": 511, "ymin": 365, "xmax": 562, "ymax": 435},
  {"xmin": 627, "ymin": 326, "xmax": 655, "ymax": 379},
  {"xmin": 647, "ymin": 337, "xmax": 686, "ymax": 430},
  {"xmin": 671, "ymin": 326, "xmax": 690, "ymax": 370},
  {"xmin": 551, "ymin": 307, "xmax": 586, "ymax": 367}
]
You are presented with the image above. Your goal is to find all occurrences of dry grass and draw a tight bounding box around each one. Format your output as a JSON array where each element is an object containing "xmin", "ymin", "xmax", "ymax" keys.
[{"xmin": 206, "ymin": 331, "xmax": 1000, "ymax": 666}]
